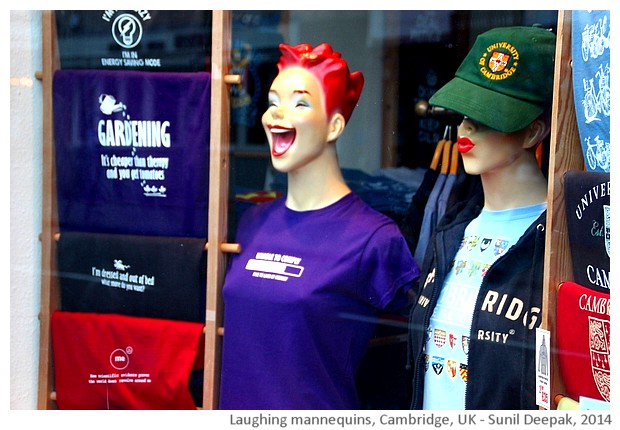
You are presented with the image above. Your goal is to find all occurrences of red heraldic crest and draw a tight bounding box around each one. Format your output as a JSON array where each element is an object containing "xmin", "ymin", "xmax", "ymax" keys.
[{"xmin": 557, "ymin": 281, "xmax": 610, "ymax": 402}]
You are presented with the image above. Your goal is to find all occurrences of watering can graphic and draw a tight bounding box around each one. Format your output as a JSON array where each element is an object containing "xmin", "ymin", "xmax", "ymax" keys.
[{"xmin": 99, "ymin": 94, "xmax": 126, "ymax": 115}]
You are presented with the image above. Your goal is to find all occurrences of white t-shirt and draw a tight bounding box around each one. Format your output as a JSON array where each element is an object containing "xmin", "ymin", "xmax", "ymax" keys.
[{"xmin": 423, "ymin": 202, "xmax": 546, "ymax": 410}]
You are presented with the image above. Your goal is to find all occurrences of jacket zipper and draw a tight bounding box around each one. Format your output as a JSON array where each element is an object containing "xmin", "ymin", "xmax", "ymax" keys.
[{"xmin": 412, "ymin": 253, "xmax": 443, "ymax": 409}]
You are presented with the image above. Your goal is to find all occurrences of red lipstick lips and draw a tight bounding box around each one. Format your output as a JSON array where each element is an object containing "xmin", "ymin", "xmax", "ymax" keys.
[{"xmin": 457, "ymin": 136, "xmax": 475, "ymax": 153}]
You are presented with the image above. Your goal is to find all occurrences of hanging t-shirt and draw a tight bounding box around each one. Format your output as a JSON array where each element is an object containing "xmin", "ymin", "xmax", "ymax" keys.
[
  {"xmin": 57, "ymin": 231, "xmax": 207, "ymax": 322},
  {"xmin": 413, "ymin": 173, "xmax": 447, "ymax": 264},
  {"xmin": 401, "ymin": 167, "xmax": 440, "ymax": 253},
  {"xmin": 423, "ymin": 202, "xmax": 546, "ymax": 410},
  {"xmin": 52, "ymin": 311, "xmax": 204, "ymax": 410},
  {"xmin": 571, "ymin": 10, "xmax": 610, "ymax": 173},
  {"xmin": 435, "ymin": 172, "xmax": 457, "ymax": 224},
  {"xmin": 219, "ymin": 192, "xmax": 419, "ymax": 409},
  {"xmin": 53, "ymin": 69, "xmax": 211, "ymax": 237}
]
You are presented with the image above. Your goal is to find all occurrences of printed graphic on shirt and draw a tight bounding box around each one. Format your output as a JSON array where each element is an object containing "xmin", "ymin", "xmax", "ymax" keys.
[
  {"xmin": 453, "ymin": 234, "xmax": 510, "ymax": 280},
  {"xmin": 572, "ymin": 10, "xmax": 610, "ymax": 172},
  {"xmin": 425, "ymin": 328, "xmax": 469, "ymax": 380},
  {"xmin": 494, "ymin": 238, "xmax": 509, "ymax": 256},
  {"xmin": 431, "ymin": 278, "xmax": 479, "ymax": 328},
  {"xmin": 447, "ymin": 360, "xmax": 457, "ymax": 378},
  {"xmin": 97, "ymin": 94, "xmax": 173, "ymax": 197},
  {"xmin": 434, "ymin": 329, "xmax": 447, "ymax": 348},
  {"xmin": 448, "ymin": 333, "xmax": 457, "ymax": 348},
  {"xmin": 426, "ymin": 330, "xmax": 470, "ymax": 354},
  {"xmin": 426, "ymin": 349, "xmax": 469, "ymax": 385},
  {"xmin": 479, "ymin": 290, "xmax": 541, "ymax": 331},
  {"xmin": 462, "ymin": 335, "xmax": 470, "ymax": 355},
  {"xmin": 459, "ymin": 363, "xmax": 468, "ymax": 382},
  {"xmin": 589, "ymin": 316, "xmax": 611, "ymax": 399},
  {"xmin": 432, "ymin": 357, "xmax": 445, "ymax": 375},
  {"xmin": 245, "ymin": 251, "xmax": 304, "ymax": 282}
]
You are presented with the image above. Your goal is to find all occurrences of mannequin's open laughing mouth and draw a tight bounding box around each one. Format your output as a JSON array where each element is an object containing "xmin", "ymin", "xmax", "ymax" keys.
[{"xmin": 269, "ymin": 125, "xmax": 296, "ymax": 157}]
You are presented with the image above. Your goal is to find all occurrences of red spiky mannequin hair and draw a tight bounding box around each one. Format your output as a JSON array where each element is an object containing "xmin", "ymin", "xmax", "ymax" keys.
[{"xmin": 277, "ymin": 43, "xmax": 364, "ymax": 123}]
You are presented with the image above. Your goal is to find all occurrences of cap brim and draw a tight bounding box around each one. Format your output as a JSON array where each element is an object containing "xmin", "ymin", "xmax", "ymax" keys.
[{"xmin": 428, "ymin": 77, "xmax": 546, "ymax": 133}]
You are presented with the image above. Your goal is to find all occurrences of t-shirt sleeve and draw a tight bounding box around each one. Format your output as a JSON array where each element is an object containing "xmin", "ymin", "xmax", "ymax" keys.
[{"xmin": 359, "ymin": 223, "xmax": 420, "ymax": 310}]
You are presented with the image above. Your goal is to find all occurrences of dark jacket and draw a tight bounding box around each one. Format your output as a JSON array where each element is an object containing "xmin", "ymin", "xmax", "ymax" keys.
[{"xmin": 407, "ymin": 194, "xmax": 547, "ymax": 410}]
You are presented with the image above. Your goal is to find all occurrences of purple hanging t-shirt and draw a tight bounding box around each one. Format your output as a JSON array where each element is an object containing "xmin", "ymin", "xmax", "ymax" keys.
[
  {"xmin": 53, "ymin": 70, "xmax": 211, "ymax": 238},
  {"xmin": 219, "ymin": 192, "xmax": 419, "ymax": 409}
]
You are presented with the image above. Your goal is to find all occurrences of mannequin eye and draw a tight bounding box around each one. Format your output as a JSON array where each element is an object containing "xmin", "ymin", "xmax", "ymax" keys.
[
  {"xmin": 267, "ymin": 92, "xmax": 280, "ymax": 108},
  {"xmin": 463, "ymin": 116, "xmax": 479, "ymax": 127},
  {"xmin": 463, "ymin": 116, "xmax": 492, "ymax": 131}
]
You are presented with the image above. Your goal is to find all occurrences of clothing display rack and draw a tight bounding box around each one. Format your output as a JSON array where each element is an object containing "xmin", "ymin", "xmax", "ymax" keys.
[{"xmin": 37, "ymin": 10, "xmax": 237, "ymax": 410}]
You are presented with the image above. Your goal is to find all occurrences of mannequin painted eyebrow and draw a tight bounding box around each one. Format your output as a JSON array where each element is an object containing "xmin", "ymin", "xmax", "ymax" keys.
[
  {"xmin": 267, "ymin": 88, "xmax": 314, "ymax": 107},
  {"xmin": 268, "ymin": 89, "xmax": 313, "ymax": 96}
]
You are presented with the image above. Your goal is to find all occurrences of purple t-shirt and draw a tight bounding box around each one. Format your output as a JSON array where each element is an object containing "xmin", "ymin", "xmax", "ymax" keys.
[{"xmin": 219, "ymin": 193, "xmax": 419, "ymax": 409}]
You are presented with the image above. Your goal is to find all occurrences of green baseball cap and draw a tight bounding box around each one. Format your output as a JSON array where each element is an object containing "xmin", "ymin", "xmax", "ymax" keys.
[{"xmin": 429, "ymin": 26, "xmax": 556, "ymax": 133}]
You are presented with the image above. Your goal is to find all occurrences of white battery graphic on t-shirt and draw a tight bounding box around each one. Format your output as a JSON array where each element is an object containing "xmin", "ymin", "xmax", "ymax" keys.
[{"xmin": 245, "ymin": 259, "xmax": 304, "ymax": 278}]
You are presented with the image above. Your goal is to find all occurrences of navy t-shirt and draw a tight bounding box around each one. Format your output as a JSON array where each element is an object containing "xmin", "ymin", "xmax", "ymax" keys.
[{"xmin": 219, "ymin": 192, "xmax": 419, "ymax": 409}]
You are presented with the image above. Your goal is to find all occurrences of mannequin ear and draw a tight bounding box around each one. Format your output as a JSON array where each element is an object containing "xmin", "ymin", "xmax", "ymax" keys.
[
  {"xmin": 327, "ymin": 113, "xmax": 346, "ymax": 142},
  {"xmin": 524, "ymin": 118, "xmax": 549, "ymax": 149}
]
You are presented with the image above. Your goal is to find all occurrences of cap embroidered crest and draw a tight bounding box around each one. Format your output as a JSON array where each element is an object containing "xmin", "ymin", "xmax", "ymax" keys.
[
  {"xmin": 488, "ymin": 51, "xmax": 510, "ymax": 73},
  {"xmin": 485, "ymin": 50, "xmax": 516, "ymax": 81}
]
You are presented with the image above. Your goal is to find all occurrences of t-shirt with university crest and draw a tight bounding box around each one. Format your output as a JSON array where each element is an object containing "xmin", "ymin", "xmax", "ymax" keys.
[{"xmin": 423, "ymin": 203, "xmax": 546, "ymax": 410}]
